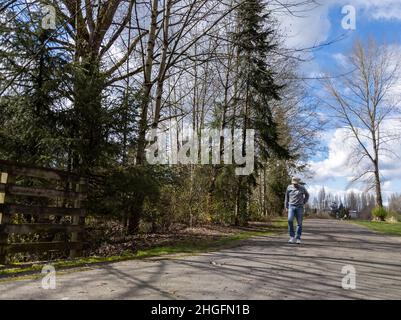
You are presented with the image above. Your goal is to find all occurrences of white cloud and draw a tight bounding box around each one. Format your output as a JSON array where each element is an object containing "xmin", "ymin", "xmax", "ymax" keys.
[
  {"xmin": 332, "ymin": 53, "xmax": 348, "ymax": 67},
  {"xmin": 371, "ymin": 7, "xmax": 401, "ymax": 20},
  {"xmin": 385, "ymin": 45, "xmax": 401, "ymax": 104},
  {"xmin": 351, "ymin": 0, "xmax": 401, "ymax": 20},
  {"xmin": 309, "ymin": 119, "xmax": 401, "ymax": 195},
  {"xmin": 309, "ymin": 128, "xmax": 357, "ymax": 183},
  {"xmin": 274, "ymin": 0, "xmax": 401, "ymax": 49},
  {"xmin": 275, "ymin": 2, "xmax": 331, "ymax": 49}
]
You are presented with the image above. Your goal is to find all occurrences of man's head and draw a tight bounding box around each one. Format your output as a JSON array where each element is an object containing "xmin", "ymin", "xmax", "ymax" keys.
[{"xmin": 291, "ymin": 177, "xmax": 301, "ymax": 185}]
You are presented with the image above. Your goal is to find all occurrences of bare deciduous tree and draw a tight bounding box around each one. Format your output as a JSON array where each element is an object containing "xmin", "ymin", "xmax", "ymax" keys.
[{"xmin": 324, "ymin": 39, "xmax": 401, "ymax": 207}]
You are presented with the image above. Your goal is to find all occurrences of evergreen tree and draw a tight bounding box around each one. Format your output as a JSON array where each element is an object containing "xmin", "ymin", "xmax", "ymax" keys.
[
  {"xmin": 230, "ymin": 0, "xmax": 289, "ymax": 224},
  {"xmin": 233, "ymin": 0, "xmax": 288, "ymax": 159},
  {"xmin": 0, "ymin": 12, "xmax": 68, "ymax": 165}
]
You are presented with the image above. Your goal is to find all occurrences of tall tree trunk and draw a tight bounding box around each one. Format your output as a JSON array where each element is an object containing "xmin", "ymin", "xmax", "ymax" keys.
[
  {"xmin": 136, "ymin": 0, "xmax": 159, "ymax": 165},
  {"xmin": 129, "ymin": 0, "xmax": 159, "ymax": 235},
  {"xmin": 374, "ymin": 159, "xmax": 383, "ymax": 208},
  {"xmin": 73, "ymin": 57, "xmax": 104, "ymax": 174},
  {"xmin": 152, "ymin": 0, "xmax": 172, "ymax": 129},
  {"xmin": 372, "ymin": 125, "xmax": 383, "ymax": 208}
]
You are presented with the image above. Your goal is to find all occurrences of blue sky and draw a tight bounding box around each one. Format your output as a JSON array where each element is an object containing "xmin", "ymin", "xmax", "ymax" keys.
[{"xmin": 276, "ymin": 0, "xmax": 401, "ymax": 202}]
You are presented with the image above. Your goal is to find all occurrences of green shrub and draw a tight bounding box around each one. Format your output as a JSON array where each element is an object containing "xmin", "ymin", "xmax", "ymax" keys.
[
  {"xmin": 386, "ymin": 210, "xmax": 400, "ymax": 223},
  {"xmin": 339, "ymin": 207, "xmax": 349, "ymax": 219},
  {"xmin": 371, "ymin": 206, "xmax": 388, "ymax": 221}
]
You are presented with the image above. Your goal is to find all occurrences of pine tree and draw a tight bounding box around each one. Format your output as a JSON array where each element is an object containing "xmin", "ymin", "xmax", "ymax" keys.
[
  {"xmin": 233, "ymin": 0, "xmax": 288, "ymax": 160},
  {"xmin": 230, "ymin": 0, "xmax": 289, "ymax": 224},
  {"xmin": 0, "ymin": 12, "xmax": 68, "ymax": 165}
]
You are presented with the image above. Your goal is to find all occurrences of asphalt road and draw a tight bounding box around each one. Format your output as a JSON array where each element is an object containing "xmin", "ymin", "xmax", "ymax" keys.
[{"xmin": 1, "ymin": 219, "xmax": 400, "ymax": 300}]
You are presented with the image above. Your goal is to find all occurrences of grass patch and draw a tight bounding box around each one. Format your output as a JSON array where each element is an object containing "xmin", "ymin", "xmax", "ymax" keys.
[
  {"xmin": 0, "ymin": 219, "xmax": 287, "ymax": 279},
  {"xmin": 351, "ymin": 220, "xmax": 401, "ymax": 237}
]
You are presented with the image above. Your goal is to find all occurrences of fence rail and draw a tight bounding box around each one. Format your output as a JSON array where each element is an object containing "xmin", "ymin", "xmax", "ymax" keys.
[{"xmin": 0, "ymin": 160, "xmax": 87, "ymax": 265}]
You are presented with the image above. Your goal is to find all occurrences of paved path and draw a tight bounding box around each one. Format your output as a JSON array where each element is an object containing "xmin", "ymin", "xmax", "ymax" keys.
[{"xmin": 1, "ymin": 219, "xmax": 401, "ymax": 300}]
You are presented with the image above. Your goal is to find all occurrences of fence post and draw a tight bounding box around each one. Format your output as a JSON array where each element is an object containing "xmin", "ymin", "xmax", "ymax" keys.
[
  {"xmin": 0, "ymin": 172, "xmax": 9, "ymax": 265},
  {"xmin": 69, "ymin": 178, "xmax": 86, "ymax": 258}
]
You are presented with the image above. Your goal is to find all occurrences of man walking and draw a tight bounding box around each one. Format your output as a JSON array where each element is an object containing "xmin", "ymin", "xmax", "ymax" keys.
[{"xmin": 284, "ymin": 177, "xmax": 309, "ymax": 244}]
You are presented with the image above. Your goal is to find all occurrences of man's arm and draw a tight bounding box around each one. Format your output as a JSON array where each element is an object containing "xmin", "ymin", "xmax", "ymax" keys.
[
  {"xmin": 284, "ymin": 187, "xmax": 289, "ymax": 209},
  {"xmin": 304, "ymin": 187, "xmax": 310, "ymax": 204}
]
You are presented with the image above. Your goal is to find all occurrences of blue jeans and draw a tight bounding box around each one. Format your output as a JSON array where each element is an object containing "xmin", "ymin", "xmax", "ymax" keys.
[{"xmin": 288, "ymin": 205, "xmax": 304, "ymax": 239}]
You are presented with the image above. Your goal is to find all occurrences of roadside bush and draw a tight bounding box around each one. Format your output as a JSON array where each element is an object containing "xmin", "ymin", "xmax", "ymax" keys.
[
  {"xmin": 386, "ymin": 210, "xmax": 400, "ymax": 223},
  {"xmin": 338, "ymin": 207, "xmax": 350, "ymax": 219},
  {"xmin": 371, "ymin": 206, "xmax": 388, "ymax": 221},
  {"xmin": 142, "ymin": 184, "xmax": 176, "ymax": 233}
]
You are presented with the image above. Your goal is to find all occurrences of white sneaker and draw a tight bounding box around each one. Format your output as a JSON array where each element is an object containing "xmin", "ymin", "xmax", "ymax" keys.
[
  {"xmin": 296, "ymin": 239, "xmax": 301, "ymax": 244},
  {"xmin": 288, "ymin": 237, "xmax": 295, "ymax": 244}
]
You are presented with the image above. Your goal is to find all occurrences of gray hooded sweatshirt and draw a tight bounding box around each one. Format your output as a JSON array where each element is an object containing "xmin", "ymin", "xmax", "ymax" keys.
[{"xmin": 285, "ymin": 184, "xmax": 309, "ymax": 209}]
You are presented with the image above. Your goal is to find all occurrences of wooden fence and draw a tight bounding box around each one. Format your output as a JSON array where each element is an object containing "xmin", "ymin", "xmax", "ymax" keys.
[{"xmin": 0, "ymin": 160, "xmax": 87, "ymax": 265}]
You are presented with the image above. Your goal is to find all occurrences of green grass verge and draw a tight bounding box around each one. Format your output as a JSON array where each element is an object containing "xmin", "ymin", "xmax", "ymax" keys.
[
  {"xmin": 351, "ymin": 220, "xmax": 401, "ymax": 237},
  {"xmin": 0, "ymin": 219, "xmax": 287, "ymax": 278}
]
